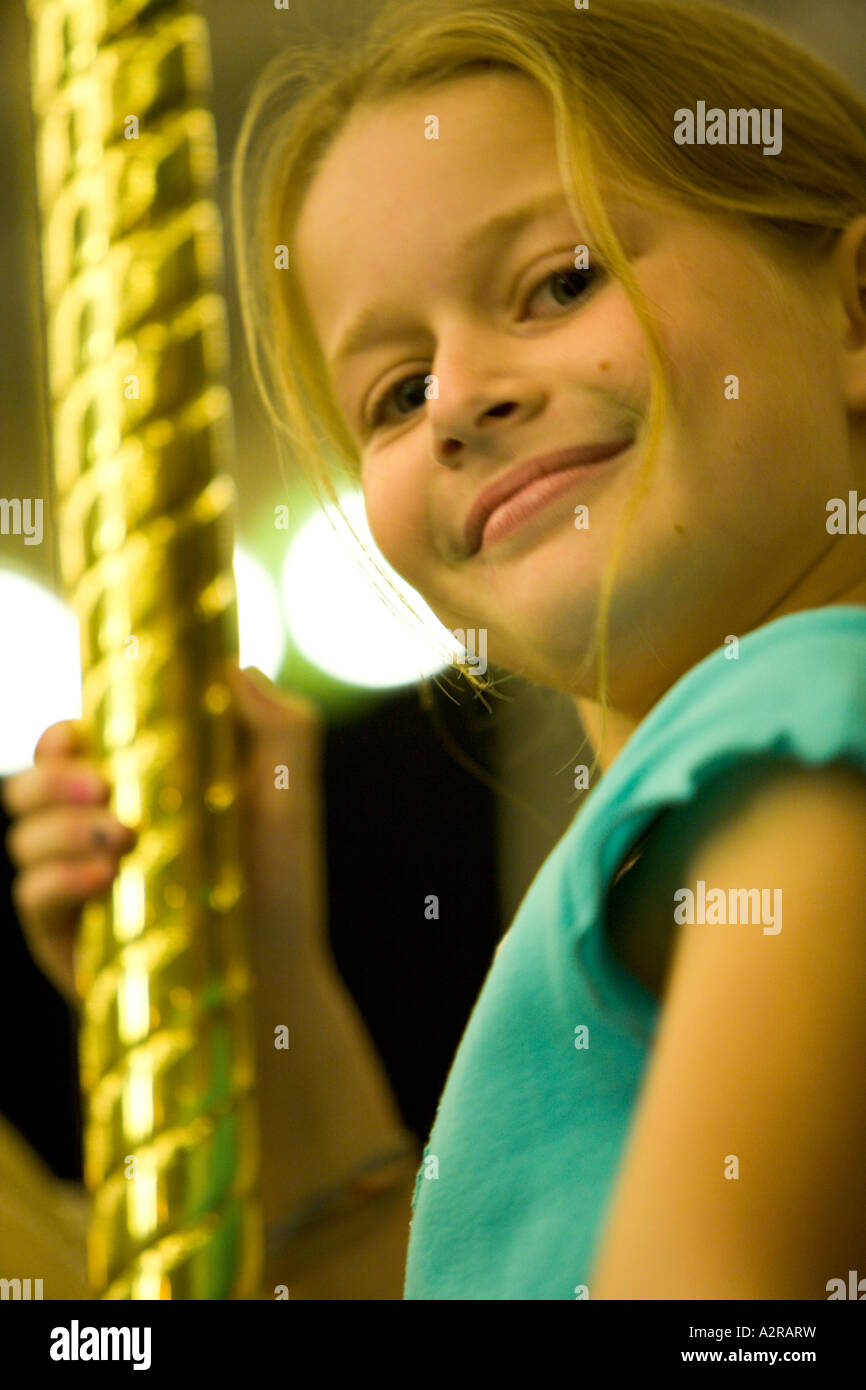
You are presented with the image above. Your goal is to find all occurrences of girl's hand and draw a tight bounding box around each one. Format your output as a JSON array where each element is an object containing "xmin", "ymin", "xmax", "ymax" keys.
[
  {"xmin": 222, "ymin": 662, "xmax": 333, "ymax": 990},
  {"xmin": 1, "ymin": 664, "xmax": 332, "ymax": 1004},
  {"xmin": 2, "ymin": 668, "xmax": 409, "ymax": 1255},
  {"xmin": 1, "ymin": 719, "xmax": 131, "ymax": 1004}
]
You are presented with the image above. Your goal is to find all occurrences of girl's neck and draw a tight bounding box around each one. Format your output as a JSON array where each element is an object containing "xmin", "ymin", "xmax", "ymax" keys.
[
  {"xmin": 573, "ymin": 700, "xmax": 636, "ymax": 778},
  {"xmin": 577, "ymin": 582, "xmax": 866, "ymax": 775}
]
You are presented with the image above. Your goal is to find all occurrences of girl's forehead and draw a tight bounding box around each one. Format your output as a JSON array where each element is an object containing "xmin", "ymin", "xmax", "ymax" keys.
[
  {"xmin": 312, "ymin": 77, "xmax": 568, "ymax": 205},
  {"xmin": 299, "ymin": 80, "xmax": 686, "ymax": 244}
]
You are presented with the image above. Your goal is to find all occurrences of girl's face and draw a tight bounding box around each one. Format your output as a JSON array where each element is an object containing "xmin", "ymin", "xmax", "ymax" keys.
[{"xmin": 295, "ymin": 70, "xmax": 864, "ymax": 714}]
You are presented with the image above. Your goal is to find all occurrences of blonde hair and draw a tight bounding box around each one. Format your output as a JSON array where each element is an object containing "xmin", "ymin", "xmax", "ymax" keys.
[{"xmin": 232, "ymin": 0, "xmax": 866, "ymax": 781}]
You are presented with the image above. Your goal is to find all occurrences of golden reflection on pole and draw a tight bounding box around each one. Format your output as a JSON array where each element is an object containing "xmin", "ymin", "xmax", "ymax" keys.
[{"xmin": 25, "ymin": 0, "xmax": 263, "ymax": 1298}]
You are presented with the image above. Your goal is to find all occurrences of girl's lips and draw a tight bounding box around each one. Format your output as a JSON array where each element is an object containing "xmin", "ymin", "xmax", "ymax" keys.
[
  {"xmin": 476, "ymin": 441, "xmax": 632, "ymax": 551},
  {"xmin": 464, "ymin": 438, "xmax": 632, "ymax": 556}
]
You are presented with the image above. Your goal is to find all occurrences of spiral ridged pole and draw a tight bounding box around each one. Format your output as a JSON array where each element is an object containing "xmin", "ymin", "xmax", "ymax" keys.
[{"xmin": 25, "ymin": 0, "xmax": 263, "ymax": 1298}]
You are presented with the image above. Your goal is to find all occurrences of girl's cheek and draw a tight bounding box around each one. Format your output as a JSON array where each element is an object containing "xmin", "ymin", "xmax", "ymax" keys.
[{"xmin": 365, "ymin": 478, "xmax": 426, "ymax": 570}]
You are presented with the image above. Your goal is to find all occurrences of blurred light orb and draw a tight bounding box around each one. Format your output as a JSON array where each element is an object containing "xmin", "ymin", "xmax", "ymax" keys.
[
  {"xmin": 280, "ymin": 493, "xmax": 462, "ymax": 689},
  {"xmin": 233, "ymin": 544, "xmax": 286, "ymax": 679},
  {"xmin": 0, "ymin": 570, "xmax": 81, "ymax": 775},
  {"xmin": 0, "ymin": 549, "xmax": 285, "ymax": 776}
]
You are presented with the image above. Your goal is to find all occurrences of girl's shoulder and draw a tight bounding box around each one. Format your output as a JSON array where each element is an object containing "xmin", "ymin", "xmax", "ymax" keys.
[{"xmin": 603, "ymin": 753, "xmax": 866, "ymax": 1002}]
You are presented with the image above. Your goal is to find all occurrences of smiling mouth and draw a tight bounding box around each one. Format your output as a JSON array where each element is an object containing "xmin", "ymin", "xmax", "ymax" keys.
[{"xmin": 477, "ymin": 441, "xmax": 632, "ymax": 552}]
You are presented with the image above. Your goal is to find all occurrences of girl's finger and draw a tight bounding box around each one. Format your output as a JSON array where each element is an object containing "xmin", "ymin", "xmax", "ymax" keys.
[
  {"xmin": 5, "ymin": 804, "xmax": 137, "ymax": 873},
  {"xmin": 12, "ymin": 855, "xmax": 118, "ymax": 1002},
  {"xmin": 33, "ymin": 720, "xmax": 90, "ymax": 763},
  {"xmin": 224, "ymin": 664, "xmax": 323, "ymax": 735},
  {"xmin": 20, "ymin": 913, "xmax": 79, "ymax": 1004},
  {"xmin": 12, "ymin": 855, "xmax": 117, "ymax": 927},
  {"xmin": 0, "ymin": 760, "xmax": 109, "ymax": 821}
]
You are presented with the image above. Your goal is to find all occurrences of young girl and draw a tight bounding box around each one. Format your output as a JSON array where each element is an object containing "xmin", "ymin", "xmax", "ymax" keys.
[{"xmin": 5, "ymin": 0, "xmax": 866, "ymax": 1299}]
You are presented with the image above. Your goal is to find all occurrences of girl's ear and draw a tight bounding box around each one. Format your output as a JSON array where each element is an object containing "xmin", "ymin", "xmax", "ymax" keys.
[{"xmin": 836, "ymin": 215, "xmax": 866, "ymax": 411}]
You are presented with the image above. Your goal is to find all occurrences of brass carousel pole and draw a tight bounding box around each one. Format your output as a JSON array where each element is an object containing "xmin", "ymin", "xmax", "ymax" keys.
[{"xmin": 24, "ymin": 0, "xmax": 263, "ymax": 1298}]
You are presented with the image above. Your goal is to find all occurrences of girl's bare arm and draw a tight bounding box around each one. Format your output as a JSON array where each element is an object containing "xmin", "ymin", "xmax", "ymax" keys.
[{"xmin": 589, "ymin": 758, "xmax": 866, "ymax": 1299}]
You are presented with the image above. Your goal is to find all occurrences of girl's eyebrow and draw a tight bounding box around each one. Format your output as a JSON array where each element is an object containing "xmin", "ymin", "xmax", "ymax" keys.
[{"xmin": 326, "ymin": 189, "xmax": 575, "ymax": 378}]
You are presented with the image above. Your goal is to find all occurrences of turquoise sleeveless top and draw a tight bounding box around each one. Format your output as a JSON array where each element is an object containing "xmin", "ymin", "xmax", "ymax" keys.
[{"xmin": 403, "ymin": 606, "xmax": 866, "ymax": 1299}]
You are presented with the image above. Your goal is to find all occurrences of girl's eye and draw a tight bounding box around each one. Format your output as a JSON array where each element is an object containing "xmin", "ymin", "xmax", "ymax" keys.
[
  {"xmin": 368, "ymin": 373, "xmax": 431, "ymax": 431},
  {"xmin": 526, "ymin": 266, "xmax": 601, "ymax": 317},
  {"xmin": 365, "ymin": 265, "xmax": 602, "ymax": 430}
]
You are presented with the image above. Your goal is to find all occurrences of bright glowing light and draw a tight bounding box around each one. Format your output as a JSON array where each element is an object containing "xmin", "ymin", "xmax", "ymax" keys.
[
  {"xmin": 233, "ymin": 544, "xmax": 286, "ymax": 678},
  {"xmin": 0, "ymin": 549, "xmax": 285, "ymax": 776},
  {"xmin": 280, "ymin": 492, "xmax": 463, "ymax": 689},
  {"xmin": 0, "ymin": 571, "xmax": 82, "ymax": 776}
]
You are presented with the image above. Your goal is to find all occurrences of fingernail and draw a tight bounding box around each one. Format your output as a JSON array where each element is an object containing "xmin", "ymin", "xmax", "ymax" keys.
[{"xmin": 72, "ymin": 777, "xmax": 107, "ymax": 802}]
